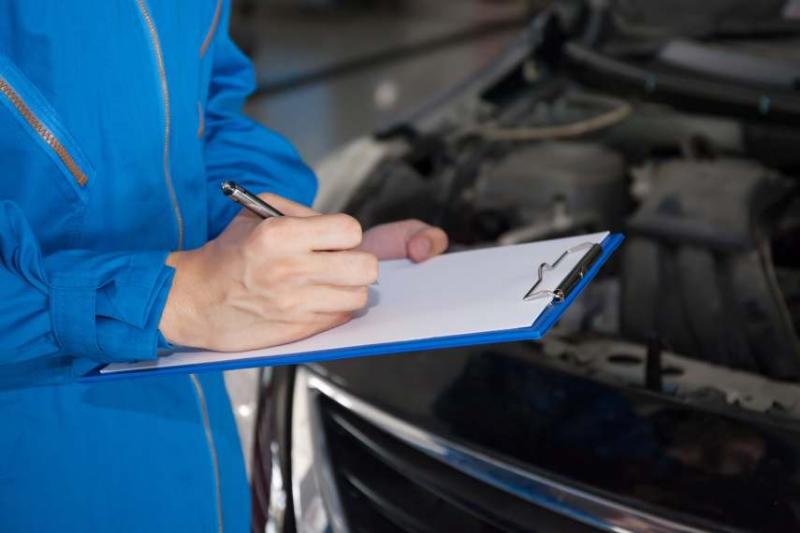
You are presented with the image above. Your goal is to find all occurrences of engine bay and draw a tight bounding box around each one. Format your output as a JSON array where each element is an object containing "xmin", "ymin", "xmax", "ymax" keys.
[{"xmin": 339, "ymin": 5, "xmax": 800, "ymax": 421}]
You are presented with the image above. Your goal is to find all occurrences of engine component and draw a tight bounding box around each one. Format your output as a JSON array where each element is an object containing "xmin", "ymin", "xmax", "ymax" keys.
[
  {"xmin": 621, "ymin": 158, "xmax": 800, "ymax": 379},
  {"xmin": 539, "ymin": 337, "xmax": 800, "ymax": 418},
  {"xmin": 476, "ymin": 141, "xmax": 627, "ymax": 239},
  {"xmin": 610, "ymin": 0, "xmax": 787, "ymax": 38},
  {"xmin": 466, "ymin": 93, "xmax": 632, "ymax": 142}
]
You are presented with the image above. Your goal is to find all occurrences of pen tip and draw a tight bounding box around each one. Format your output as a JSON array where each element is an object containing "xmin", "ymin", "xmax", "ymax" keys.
[{"xmin": 221, "ymin": 181, "xmax": 235, "ymax": 196}]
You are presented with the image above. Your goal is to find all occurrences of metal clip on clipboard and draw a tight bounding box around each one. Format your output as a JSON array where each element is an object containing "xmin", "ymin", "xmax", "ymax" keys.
[{"xmin": 522, "ymin": 242, "xmax": 604, "ymax": 302}]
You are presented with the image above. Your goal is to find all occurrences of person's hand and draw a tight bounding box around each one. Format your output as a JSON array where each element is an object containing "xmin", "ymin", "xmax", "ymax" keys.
[
  {"xmin": 159, "ymin": 194, "xmax": 378, "ymax": 351},
  {"xmin": 358, "ymin": 219, "xmax": 448, "ymax": 262}
]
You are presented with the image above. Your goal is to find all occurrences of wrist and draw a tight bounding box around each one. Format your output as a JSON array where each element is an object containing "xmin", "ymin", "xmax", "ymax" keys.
[{"xmin": 160, "ymin": 250, "xmax": 208, "ymax": 348}]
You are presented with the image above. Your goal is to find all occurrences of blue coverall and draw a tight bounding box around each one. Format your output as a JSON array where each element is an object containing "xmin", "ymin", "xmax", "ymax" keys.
[{"xmin": 0, "ymin": 1, "xmax": 316, "ymax": 531}]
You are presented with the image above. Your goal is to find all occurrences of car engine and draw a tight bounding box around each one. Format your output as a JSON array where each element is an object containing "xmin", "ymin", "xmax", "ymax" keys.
[{"xmin": 334, "ymin": 1, "xmax": 800, "ymax": 419}]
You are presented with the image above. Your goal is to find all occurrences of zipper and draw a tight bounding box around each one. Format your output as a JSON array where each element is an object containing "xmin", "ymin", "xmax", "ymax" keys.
[
  {"xmin": 135, "ymin": 0, "xmax": 185, "ymax": 250},
  {"xmin": 0, "ymin": 76, "xmax": 88, "ymax": 187},
  {"xmin": 134, "ymin": 5, "xmax": 219, "ymax": 529},
  {"xmin": 197, "ymin": 101, "xmax": 205, "ymax": 139},
  {"xmin": 190, "ymin": 374, "xmax": 225, "ymax": 533},
  {"xmin": 199, "ymin": 0, "xmax": 223, "ymax": 58}
]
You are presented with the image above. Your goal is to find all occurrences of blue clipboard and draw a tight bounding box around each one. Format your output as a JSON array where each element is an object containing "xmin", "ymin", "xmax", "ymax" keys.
[{"xmin": 82, "ymin": 233, "xmax": 624, "ymax": 382}]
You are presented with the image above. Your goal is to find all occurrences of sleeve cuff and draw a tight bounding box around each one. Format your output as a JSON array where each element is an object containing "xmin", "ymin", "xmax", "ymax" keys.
[
  {"xmin": 95, "ymin": 263, "xmax": 174, "ymax": 362},
  {"xmin": 48, "ymin": 250, "xmax": 175, "ymax": 363},
  {"xmin": 157, "ymin": 330, "xmax": 175, "ymax": 353}
]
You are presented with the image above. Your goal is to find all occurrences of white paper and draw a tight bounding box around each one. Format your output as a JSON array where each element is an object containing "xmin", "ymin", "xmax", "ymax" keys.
[{"xmin": 103, "ymin": 232, "xmax": 609, "ymax": 373}]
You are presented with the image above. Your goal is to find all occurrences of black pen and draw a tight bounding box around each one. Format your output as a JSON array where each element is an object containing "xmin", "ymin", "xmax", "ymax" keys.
[{"xmin": 221, "ymin": 181, "xmax": 284, "ymax": 218}]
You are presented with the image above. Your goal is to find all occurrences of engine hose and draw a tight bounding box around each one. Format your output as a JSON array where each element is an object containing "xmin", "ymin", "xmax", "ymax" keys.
[{"xmin": 463, "ymin": 93, "xmax": 633, "ymax": 142}]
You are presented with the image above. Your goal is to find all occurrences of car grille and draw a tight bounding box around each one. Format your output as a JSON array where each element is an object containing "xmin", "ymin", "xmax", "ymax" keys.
[{"xmin": 317, "ymin": 396, "xmax": 597, "ymax": 532}]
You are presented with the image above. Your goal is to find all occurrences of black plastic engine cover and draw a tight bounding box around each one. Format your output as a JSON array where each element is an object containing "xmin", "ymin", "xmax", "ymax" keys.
[{"xmin": 621, "ymin": 158, "xmax": 800, "ymax": 378}]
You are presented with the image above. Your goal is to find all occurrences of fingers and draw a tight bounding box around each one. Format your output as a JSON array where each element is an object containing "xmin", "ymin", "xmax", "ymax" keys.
[
  {"xmin": 313, "ymin": 312, "xmax": 352, "ymax": 329},
  {"xmin": 303, "ymin": 251, "xmax": 379, "ymax": 286},
  {"xmin": 252, "ymin": 252, "xmax": 378, "ymax": 290},
  {"xmin": 252, "ymin": 213, "xmax": 363, "ymax": 253},
  {"xmin": 408, "ymin": 225, "xmax": 449, "ymax": 263},
  {"xmin": 305, "ymin": 286, "xmax": 370, "ymax": 313},
  {"xmin": 273, "ymin": 286, "xmax": 370, "ymax": 315},
  {"xmin": 298, "ymin": 311, "xmax": 354, "ymax": 338}
]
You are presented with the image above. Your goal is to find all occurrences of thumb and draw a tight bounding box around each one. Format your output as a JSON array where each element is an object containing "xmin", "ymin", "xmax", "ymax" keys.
[
  {"xmin": 407, "ymin": 225, "xmax": 449, "ymax": 263},
  {"xmin": 359, "ymin": 219, "xmax": 448, "ymax": 261}
]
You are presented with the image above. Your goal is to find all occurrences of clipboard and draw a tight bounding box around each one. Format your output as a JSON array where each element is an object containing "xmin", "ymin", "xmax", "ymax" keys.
[{"xmin": 82, "ymin": 232, "xmax": 623, "ymax": 382}]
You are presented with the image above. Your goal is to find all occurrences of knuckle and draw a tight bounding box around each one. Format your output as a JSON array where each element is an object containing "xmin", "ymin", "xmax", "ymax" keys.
[
  {"xmin": 265, "ymin": 257, "xmax": 295, "ymax": 284},
  {"xmin": 352, "ymin": 286, "xmax": 369, "ymax": 308},
  {"xmin": 303, "ymin": 312, "xmax": 347, "ymax": 333},
  {"xmin": 334, "ymin": 214, "xmax": 363, "ymax": 246},
  {"xmin": 331, "ymin": 312, "xmax": 353, "ymax": 327},
  {"xmin": 355, "ymin": 253, "xmax": 378, "ymax": 283},
  {"xmin": 276, "ymin": 293, "xmax": 302, "ymax": 314},
  {"xmin": 332, "ymin": 310, "xmax": 350, "ymax": 321},
  {"xmin": 273, "ymin": 216, "xmax": 300, "ymax": 236},
  {"xmin": 365, "ymin": 254, "xmax": 379, "ymax": 282},
  {"xmin": 253, "ymin": 218, "xmax": 282, "ymax": 245}
]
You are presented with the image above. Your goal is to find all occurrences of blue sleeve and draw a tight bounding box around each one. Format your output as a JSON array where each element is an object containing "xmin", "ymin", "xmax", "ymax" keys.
[
  {"xmin": 203, "ymin": 1, "xmax": 318, "ymax": 239},
  {"xmin": 0, "ymin": 201, "xmax": 174, "ymax": 373}
]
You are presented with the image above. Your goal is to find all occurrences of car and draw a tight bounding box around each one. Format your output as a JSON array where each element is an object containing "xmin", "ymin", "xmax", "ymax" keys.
[{"xmin": 252, "ymin": 1, "xmax": 800, "ymax": 531}]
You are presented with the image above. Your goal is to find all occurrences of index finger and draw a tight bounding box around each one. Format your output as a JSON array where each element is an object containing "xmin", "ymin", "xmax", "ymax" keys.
[{"xmin": 256, "ymin": 213, "xmax": 363, "ymax": 253}]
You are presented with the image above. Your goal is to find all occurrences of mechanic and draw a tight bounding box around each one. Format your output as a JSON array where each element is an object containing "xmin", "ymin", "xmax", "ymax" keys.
[{"xmin": 0, "ymin": 1, "xmax": 447, "ymax": 532}]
